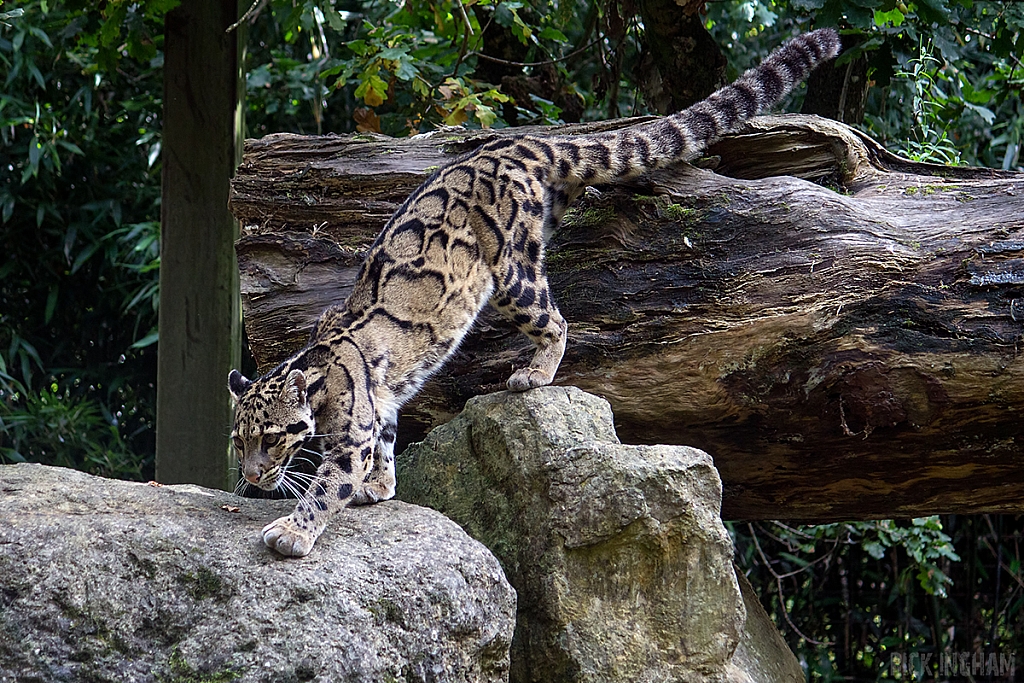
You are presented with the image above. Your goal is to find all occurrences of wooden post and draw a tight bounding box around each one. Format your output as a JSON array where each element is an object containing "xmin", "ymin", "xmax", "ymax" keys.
[{"xmin": 156, "ymin": 0, "xmax": 243, "ymax": 489}]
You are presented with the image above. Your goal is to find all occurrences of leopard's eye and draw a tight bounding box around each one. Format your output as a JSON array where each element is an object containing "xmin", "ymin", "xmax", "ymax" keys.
[
  {"xmin": 263, "ymin": 433, "xmax": 281, "ymax": 448},
  {"xmin": 231, "ymin": 436, "xmax": 244, "ymax": 452}
]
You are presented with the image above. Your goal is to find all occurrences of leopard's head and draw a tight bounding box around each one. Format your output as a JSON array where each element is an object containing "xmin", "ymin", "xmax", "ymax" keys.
[{"xmin": 228, "ymin": 367, "xmax": 315, "ymax": 491}]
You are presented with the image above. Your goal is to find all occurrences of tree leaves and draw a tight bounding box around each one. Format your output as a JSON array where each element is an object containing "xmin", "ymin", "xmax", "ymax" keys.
[
  {"xmin": 354, "ymin": 69, "xmax": 388, "ymax": 107},
  {"xmin": 873, "ymin": 7, "xmax": 906, "ymax": 27},
  {"xmin": 247, "ymin": 0, "xmax": 583, "ymax": 136},
  {"xmin": 437, "ymin": 77, "xmax": 509, "ymax": 128},
  {"xmin": 0, "ymin": 0, "xmax": 163, "ymax": 477}
]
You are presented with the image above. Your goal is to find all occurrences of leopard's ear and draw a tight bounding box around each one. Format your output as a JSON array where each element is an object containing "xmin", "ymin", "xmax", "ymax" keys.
[
  {"xmin": 228, "ymin": 370, "xmax": 252, "ymax": 402},
  {"xmin": 282, "ymin": 369, "xmax": 307, "ymax": 406}
]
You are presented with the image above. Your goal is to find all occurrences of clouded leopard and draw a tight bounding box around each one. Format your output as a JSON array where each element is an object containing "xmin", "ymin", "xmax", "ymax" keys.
[{"xmin": 228, "ymin": 28, "xmax": 842, "ymax": 556}]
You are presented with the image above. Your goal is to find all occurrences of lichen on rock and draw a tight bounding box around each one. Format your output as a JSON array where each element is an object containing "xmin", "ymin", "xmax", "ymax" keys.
[
  {"xmin": 0, "ymin": 463, "xmax": 515, "ymax": 683},
  {"xmin": 397, "ymin": 386, "xmax": 769, "ymax": 683}
]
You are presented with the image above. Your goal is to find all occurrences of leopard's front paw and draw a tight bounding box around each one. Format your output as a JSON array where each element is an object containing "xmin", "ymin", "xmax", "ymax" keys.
[
  {"xmin": 262, "ymin": 515, "xmax": 317, "ymax": 557},
  {"xmin": 506, "ymin": 367, "xmax": 553, "ymax": 391}
]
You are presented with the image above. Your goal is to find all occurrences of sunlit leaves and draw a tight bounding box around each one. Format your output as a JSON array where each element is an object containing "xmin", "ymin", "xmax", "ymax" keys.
[
  {"xmin": 354, "ymin": 66, "xmax": 389, "ymax": 106},
  {"xmin": 493, "ymin": 0, "xmax": 535, "ymax": 45},
  {"xmin": 873, "ymin": 7, "xmax": 905, "ymax": 27},
  {"xmin": 538, "ymin": 26, "xmax": 568, "ymax": 43},
  {"xmin": 437, "ymin": 77, "xmax": 509, "ymax": 127},
  {"xmin": 248, "ymin": 0, "xmax": 581, "ymax": 136}
]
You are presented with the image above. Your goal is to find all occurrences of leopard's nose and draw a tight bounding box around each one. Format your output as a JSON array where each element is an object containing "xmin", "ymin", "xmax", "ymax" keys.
[{"xmin": 243, "ymin": 462, "xmax": 264, "ymax": 484}]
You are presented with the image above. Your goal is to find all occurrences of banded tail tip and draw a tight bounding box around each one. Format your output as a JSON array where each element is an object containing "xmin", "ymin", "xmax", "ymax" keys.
[
  {"xmin": 790, "ymin": 27, "xmax": 842, "ymax": 64},
  {"xmin": 746, "ymin": 27, "xmax": 843, "ymax": 103}
]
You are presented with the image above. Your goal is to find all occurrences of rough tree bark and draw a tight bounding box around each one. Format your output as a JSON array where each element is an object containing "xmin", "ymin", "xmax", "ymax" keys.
[
  {"xmin": 635, "ymin": 0, "xmax": 727, "ymax": 114},
  {"xmin": 229, "ymin": 114, "xmax": 1024, "ymax": 523}
]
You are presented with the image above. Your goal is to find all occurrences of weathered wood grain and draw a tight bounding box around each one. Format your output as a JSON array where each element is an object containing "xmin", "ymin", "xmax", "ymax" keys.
[{"xmin": 229, "ymin": 114, "xmax": 1024, "ymax": 522}]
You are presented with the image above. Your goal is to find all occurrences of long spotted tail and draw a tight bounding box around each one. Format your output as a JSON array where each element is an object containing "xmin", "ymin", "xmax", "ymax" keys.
[{"xmin": 552, "ymin": 28, "xmax": 842, "ymax": 184}]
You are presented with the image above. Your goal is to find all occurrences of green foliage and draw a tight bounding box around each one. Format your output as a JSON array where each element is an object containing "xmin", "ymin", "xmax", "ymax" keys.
[
  {"xmin": 860, "ymin": 11, "xmax": 1023, "ymax": 170},
  {"xmin": 0, "ymin": 376, "xmax": 143, "ymax": 479},
  {"xmin": 888, "ymin": 41, "xmax": 966, "ymax": 165},
  {"xmin": 0, "ymin": 0, "xmax": 171, "ymax": 479},
  {"xmin": 244, "ymin": 0, "xmax": 617, "ymax": 137},
  {"xmin": 64, "ymin": 0, "xmax": 180, "ymax": 72},
  {"xmin": 245, "ymin": 0, "xmax": 1021, "ymax": 170},
  {"xmin": 748, "ymin": 517, "xmax": 959, "ymax": 598},
  {"xmin": 733, "ymin": 516, "xmax": 1022, "ymax": 680},
  {"xmin": 704, "ymin": 0, "xmax": 1023, "ymax": 170}
]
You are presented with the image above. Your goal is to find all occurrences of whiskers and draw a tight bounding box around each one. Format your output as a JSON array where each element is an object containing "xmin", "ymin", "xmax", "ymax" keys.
[
  {"xmin": 276, "ymin": 470, "xmax": 311, "ymax": 501},
  {"xmin": 232, "ymin": 442, "xmax": 328, "ymax": 501},
  {"xmin": 294, "ymin": 450, "xmax": 322, "ymax": 468},
  {"xmin": 233, "ymin": 476, "xmax": 253, "ymax": 497},
  {"xmin": 274, "ymin": 455, "xmax": 329, "ymax": 504}
]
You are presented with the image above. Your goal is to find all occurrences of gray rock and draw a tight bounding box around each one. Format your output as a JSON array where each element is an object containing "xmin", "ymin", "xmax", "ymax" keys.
[
  {"xmin": 729, "ymin": 571, "xmax": 804, "ymax": 683},
  {"xmin": 0, "ymin": 463, "xmax": 515, "ymax": 683},
  {"xmin": 396, "ymin": 386, "xmax": 749, "ymax": 683}
]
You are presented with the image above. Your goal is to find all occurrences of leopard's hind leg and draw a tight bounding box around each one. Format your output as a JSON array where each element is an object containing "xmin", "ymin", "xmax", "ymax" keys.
[{"xmin": 489, "ymin": 238, "xmax": 568, "ymax": 391}]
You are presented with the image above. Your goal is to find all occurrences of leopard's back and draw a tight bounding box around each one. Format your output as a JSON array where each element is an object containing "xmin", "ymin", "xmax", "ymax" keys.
[{"xmin": 343, "ymin": 27, "xmax": 841, "ymax": 394}]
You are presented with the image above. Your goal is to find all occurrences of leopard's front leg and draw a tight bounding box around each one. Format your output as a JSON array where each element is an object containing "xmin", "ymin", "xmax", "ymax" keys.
[{"xmin": 262, "ymin": 441, "xmax": 372, "ymax": 557}]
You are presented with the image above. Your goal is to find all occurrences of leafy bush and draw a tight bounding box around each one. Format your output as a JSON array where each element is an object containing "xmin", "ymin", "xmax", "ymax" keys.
[
  {"xmin": 0, "ymin": 376, "xmax": 143, "ymax": 479},
  {"xmin": 243, "ymin": 0, "xmax": 642, "ymax": 137},
  {"xmin": 733, "ymin": 516, "xmax": 1023, "ymax": 680},
  {"xmin": 0, "ymin": 0, "xmax": 166, "ymax": 479},
  {"xmin": 703, "ymin": 0, "xmax": 1022, "ymax": 170},
  {"xmin": 244, "ymin": 0, "xmax": 1022, "ymax": 170}
]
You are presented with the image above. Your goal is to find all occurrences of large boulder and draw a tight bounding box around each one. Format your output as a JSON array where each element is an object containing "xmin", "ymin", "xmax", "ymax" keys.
[
  {"xmin": 396, "ymin": 386, "xmax": 800, "ymax": 683},
  {"xmin": 0, "ymin": 463, "xmax": 515, "ymax": 683}
]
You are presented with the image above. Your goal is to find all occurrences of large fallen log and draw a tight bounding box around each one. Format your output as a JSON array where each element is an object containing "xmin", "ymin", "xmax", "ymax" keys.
[{"xmin": 229, "ymin": 114, "xmax": 1024, "ymax": 523}]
